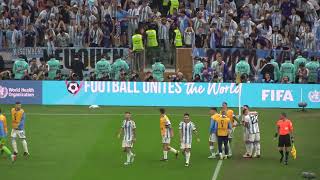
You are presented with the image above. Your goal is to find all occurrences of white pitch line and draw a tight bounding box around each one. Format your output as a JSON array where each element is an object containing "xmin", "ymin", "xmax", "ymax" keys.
[
  {"xmin": 212, "ymin": 160, "xmax": 223, "ymax": 180},
  {"xmin": 25, "ymin": 113, "xmax": 209, "ymax": 117}
]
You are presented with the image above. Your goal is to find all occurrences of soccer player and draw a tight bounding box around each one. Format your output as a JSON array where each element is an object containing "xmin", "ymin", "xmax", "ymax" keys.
[
  {"xmin": 159, "ymin": 108, "xmax": 179, "ymax": 161},
  {"xmin": 118, "ymin": 112, "xmax": 136, "ymax": 165},
  {"xmin": 242, "ymin": 108, "xmax": 261, "ymax": 158},
  {"xmin": 214, "ymin": 111, "xmax": 232, "ymax": 160},
  {"xmin": 220, "ymin": 102, "xmax": 239, "ymax": 156},
  {"xmin": 275, "ymin": 112, "xmax": 294, "ymax": 165},
  {"xmin": 11, "ymin": 102, "xmax": 30, "ymax": 157},
  {"xmin": 0, "ymin": 109, "xmax": 16, "ymax": 162},
  {"xmin": 179, "ymin": 113, "xmax": 200, "ymax": 167},
  {"xmin": 208, "ymin": 107, "xmax": 220, "ymax": 159}
]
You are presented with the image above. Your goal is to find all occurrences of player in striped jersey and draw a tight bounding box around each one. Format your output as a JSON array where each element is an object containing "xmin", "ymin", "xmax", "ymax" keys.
[
  {"xmin": 242, "ymin": 107, "xmax": 261, "ymax": 158},
  {"xmin": 208, "ymin": 107, "xmax": 220, "ymax": 159},
  {"xmin": 220, "ymin": 102, "xmax": 239, "ymax": 156},
  {"xmin": 160, "ymin": 108, "xmax": 179, "ymax": 161},
  {"xmin": 179, "ymin": 113, "xmax": 200, "ymax": 167},
  {"xmin": 118, "ymin": 112, "xmax": 136, "ymax": 165}
]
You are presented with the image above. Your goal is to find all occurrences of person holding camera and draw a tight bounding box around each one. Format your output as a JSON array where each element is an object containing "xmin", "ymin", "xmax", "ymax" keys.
[{"xmin": 71, "ymin": 55, "xmax": 85, "ymax": 80}]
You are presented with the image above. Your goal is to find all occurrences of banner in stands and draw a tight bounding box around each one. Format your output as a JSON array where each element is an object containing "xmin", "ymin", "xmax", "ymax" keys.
[
  {"xmin": 0, "ymin": 81, "xmax": 42, "ymax": 104},
  {"xmin": 42, "ymin": 81, "xmax": 320, "ymax": 108},
  {"xmin": 0, "ymin": 47, "xmax": 130, "ymax": 69}
]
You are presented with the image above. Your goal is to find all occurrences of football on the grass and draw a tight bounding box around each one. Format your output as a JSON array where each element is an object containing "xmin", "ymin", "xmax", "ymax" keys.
[{"xmin": 67, "ymin": 82, "xmax": 80, "ymax": 94}]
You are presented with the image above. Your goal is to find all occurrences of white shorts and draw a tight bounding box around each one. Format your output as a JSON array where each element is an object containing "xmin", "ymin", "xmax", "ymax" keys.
[
  {"xmin": 243, "ymin": 132, "xmax": 249, "ymax": 142},
  {"xmin": 228, "ymin": 128, "xmax": 235, "ymax": 139},
  {"xmin": 162, "ymin": 136, "xmax": 171, "ymax": 144},
  {"xmin": 11, "ymin": 129, "xmax": 26, "ymax": 139},
  {"xmin": 248, "ymin": 133, "xmax": 260, "ymax": 142},
  {"xmin": 122, "ymin": 140, "xmax": 134, "ymax": 148},
  {"xmin": 209, "ymin": 133, "xmax": 217, "ymax": 142},
  {"xmin": 181, "ymin": 143, "xmax": 191, "ymax": 149}
]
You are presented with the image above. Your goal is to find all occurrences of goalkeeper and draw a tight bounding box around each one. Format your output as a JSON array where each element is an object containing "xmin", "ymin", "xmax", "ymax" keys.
[
  {"xmin": 274, "ymin": 112, "xmax": 294, "ymax": 165},
  {"xmin": 0, "ymin": 109, "xmax": 16, "ymax": 162}
]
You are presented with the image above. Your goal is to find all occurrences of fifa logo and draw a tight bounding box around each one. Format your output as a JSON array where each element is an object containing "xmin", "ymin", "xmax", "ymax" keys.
[
  {"xmin": 0, "ymin": 86, "xmax": 9, "ymax": 98},
  {"xmin": 308, "ymin": 90, "xmax": 320, "ymax": 103},
  {"xmin": 261, "ymin": 90, "xmax": 294, "ymax": 102}
]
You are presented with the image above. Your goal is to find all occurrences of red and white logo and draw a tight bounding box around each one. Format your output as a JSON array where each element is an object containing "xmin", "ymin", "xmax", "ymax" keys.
[{"xmin": 65, "ymin": 81, "xmax": 84, "ymax": 95}]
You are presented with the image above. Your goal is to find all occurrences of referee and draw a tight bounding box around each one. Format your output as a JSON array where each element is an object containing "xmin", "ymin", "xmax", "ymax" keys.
[{"xmin": 275, "ymin": 112, "xmax": 294, "ymax": 165}]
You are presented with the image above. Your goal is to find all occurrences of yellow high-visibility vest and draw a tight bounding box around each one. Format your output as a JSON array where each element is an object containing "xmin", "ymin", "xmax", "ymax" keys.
[{"xmin": 132, "ymin": 34, "xmax": 144, "ymax": 51}]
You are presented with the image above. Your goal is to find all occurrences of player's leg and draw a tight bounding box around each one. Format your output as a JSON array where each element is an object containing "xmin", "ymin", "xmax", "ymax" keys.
[
  {"xmin": 125, "ymin": 147, "xmax": 131, "ymax": 165},
  {"xmin": 11, "ymin": 129, "xmax": 18, "ymax": 155},
  {"xmin": 185, "ymin": 147, "xmax": 191, "ymax": 166},
  {"xmin": 227, "ymin": 128, "xmax": 234, "ymax": 156},
  {"xmin": 217, "ymin": 136, "xmax": 223, "ymax": 159},
  {"xmin": 253, "ymin": 133, "xmax": 261, "ymax": 158},
  {"xmin": 208, "ymin": 134, "xmax": 216, "ymax": 158},
  {"xmin": 278, "ymin": 135, "xmax": 284, "ymax": 163},
  {"xmin": 0, "ymin": 139, "xmax": 16, "ymax": 162},
  {"xmin": 223, "ymin": 137, "xmax": 229, "ymax": 159},
  {"xmin": 284, "ymin": 135, "xmax": 291, "ymax": 165},
  {"xmin": 161, "ymin": 136, "xmax": 168, "ymax": 160},
  {"xmin": 18, "ymin": 130, "xmax": 29, "ymax": 156}
]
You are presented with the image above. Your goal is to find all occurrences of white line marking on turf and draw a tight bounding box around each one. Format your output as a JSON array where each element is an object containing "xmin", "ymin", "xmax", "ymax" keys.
[
  {"xmin": 212, "ymin": 160, "xmax": 223, "ymax": 180},
  {"xmin": 27, "ymin": 113, "xmax": 209, "ymax": 117}
]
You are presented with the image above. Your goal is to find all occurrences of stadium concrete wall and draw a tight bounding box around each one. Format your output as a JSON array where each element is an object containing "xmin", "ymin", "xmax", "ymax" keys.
[{"xmin": 1, "ymin": 81, "xmax": 319, "ymax": 108}]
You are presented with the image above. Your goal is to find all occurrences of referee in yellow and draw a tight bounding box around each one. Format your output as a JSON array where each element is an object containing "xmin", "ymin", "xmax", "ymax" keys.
[{"xmin": 274, "ymin": 112, "xmax": 294, "ymax": 165}]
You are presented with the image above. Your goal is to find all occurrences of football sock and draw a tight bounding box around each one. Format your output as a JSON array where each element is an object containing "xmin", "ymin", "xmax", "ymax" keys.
[
  {"xmin": 1, "ymin": 146, "xmax": 12, "ymax": 157},
  {"xmin": 245, "ymin": 143, "xmax": 250, "ymax": 154},
  {"xmin": 12, "ymin": 139, "xmax": 18, "ymax": 154},
  {"xmin": 228, "ymin": 142, "xmax": 232, "ymax": 155},
  {"xmin": 279, "ymin": 150, "xmax": 284, "ymax": 158},
  {"xmin": 210, "ymin": 146, "xmax": 215, "ymax": 155},
  {"xmin": 254, "ymin": 142, "xmax": 261, "ymax": 155},
  {"xmin": 185, "ymin": 152, "xmax": 190, "ymax": 164},
  {"xmin": 169, "ymin": 147, "xmax": 177, "ymax": 154},
  {"xmin": 126, "ymin": 152, "xmax": 131, "ymax": 163},
  {"xmin": 21, "ymin": 139, "xmax": 29, "ymax": 153},
  {"xmin": 285, "ymin": 151, "xmax": 289, "ymax": 161},
  {"xmin": 248, "ymin": 142, "xmax": 254, "ymax": 156},
  {"xmin": 163, "ymin": 151, "xmax": 168, "ymax": 159}
]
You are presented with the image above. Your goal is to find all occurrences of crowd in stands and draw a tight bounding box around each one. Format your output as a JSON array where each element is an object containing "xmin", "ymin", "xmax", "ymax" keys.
[{"xmin": 1, "ymin": 0, "xmax": 320, "ymax": 50}]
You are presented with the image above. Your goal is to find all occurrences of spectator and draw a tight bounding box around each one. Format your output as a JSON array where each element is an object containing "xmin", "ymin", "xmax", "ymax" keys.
[
  {"xmin": 56, "ymin": 30, "xmax": 70, "ymax": 47},
  {"xmin": 152, "ymin": 58, "xmax": 165, "ymax": 82},
  {"xmin": 280, "ymin": 58, "xmax": 295, "ymax": 83},
  {"xmin": 29, "ymin": 58, "xmax": 39, "ymax": 75},
  {"xmin": 296, "ymin": 63, "xmax": 309, "ymax": 83},
  {"xmin": 262, "ymin": 73, "xmax": 274, "ymax": 83},
  {"xmin": 71, "ymin": 56, "xmax": 85, "ymax": 80},
  {"xmin": 24, "ymin": 24, "xmax": 36, "ymax": 47},
  {"xmin": 193, "ymin": 57, "xmax": 204, "ymax": 79},
  {"xmin": 306, "ymin": 56, "xmax": 320, "ymax": 84},
  {"xmin": 235, "ymin": 57, "xmax": 250, "ymax": 78},
  {"xmin": 12, "ymin": 56, "xmax": 29, "ymax": 80},
  {"xmin": 193, "ymin": 74, "xmax": 203, "ymax": 82},
  {"xmin": 260, "ymin": 57, "xmax": 275, "ymax": 80},
  {"xmin": 47, "ymin": 56, "xmax": 60, "ymax": 80},
  {"xmin": 211, "ymin": 52, "xmax": 228, "ymax": 82},
  {"xmin": 95, "ymin": 55, "xmax": 112, "ymax": 80}
]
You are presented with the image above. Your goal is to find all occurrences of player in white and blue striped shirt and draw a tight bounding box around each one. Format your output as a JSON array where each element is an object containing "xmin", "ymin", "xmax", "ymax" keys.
[
  {"xmin": 179, "ymin": 113, "xmax": 200, "ymax": 167},
  {"xmin": 118, "ymin": 112, "xmax": 136, "ymax": 165}
]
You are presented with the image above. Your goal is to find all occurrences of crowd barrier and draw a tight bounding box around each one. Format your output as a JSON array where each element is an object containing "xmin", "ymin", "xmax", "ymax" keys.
[{"xmin": 0, "ymin": 81, "xmax": 319, "ymax": 108}]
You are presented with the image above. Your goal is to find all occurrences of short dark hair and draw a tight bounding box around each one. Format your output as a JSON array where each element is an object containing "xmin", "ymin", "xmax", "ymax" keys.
[
  {"xmin": 210, "ymin": 107, "xmax": 217, "ymax": 111},
  {"xmin": 281, "ymin": 112, "xmax": 287, "ymax": 117},
  {"xmin": 125, "ymin": 112, "xmax": 131, "ymax": 114},
  {"xmin": 160, "ymin": 108, "xmax": 165, "ymax": 114},
  {"xmin": 184, "ymin": 113, "xmax": 190, "ymax": 116},
  {"xmin": 222, "ymin": 102, "xmax": 228, "ymax": 106},
  {"xmin": 16, "ymin": 101, "xmax": 21, "ymax": 105},
  {"xmin": 243, "ymin": 105, "xmax": 249, "ymax": 109}
]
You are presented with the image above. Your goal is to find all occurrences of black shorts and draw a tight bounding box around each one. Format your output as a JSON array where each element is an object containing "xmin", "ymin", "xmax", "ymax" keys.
[{"xmin": 278, "ymin": 134, "xmax": 291, "ymax": 147}]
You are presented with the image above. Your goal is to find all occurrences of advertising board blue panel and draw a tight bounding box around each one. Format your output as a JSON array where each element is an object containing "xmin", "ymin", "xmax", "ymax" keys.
[{"xmin": 0, "ymin": 81, "xmax": 42, "ymax": 104}]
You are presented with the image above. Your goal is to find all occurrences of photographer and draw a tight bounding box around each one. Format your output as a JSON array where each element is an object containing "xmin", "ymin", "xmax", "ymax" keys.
[
  {"xmin": 130, "ymin": 72, "xmax": 140, "ymax": 81},
  {"xmin": 71, "ymin": 55, "xmax": 85, "ymax": 80},
  {"xmin": 168, "ymin": 72, "xmax": 187, "ymax": 82},
  {"xmin": 0, "ymin": 70, "xmax": 12, "ymax": 80},
  {"xmin": 144, "ymin": 71, "xmax": 155, "ymax": 82}
]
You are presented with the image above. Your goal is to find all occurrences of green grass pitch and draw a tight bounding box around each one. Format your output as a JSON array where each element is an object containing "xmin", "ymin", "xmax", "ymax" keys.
[{"xmin": 0, "ymin": 105, "xmax": 319, "ymax": 180}]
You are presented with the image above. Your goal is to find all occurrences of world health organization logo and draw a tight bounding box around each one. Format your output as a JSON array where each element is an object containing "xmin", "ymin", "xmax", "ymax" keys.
[
  {"xmin": 308, "ymin": 90, "xmax": 320, "ymax": 103},
  {"xmin": 0, "ymin": 86, "xmax": 8, "ymax": 98}
]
